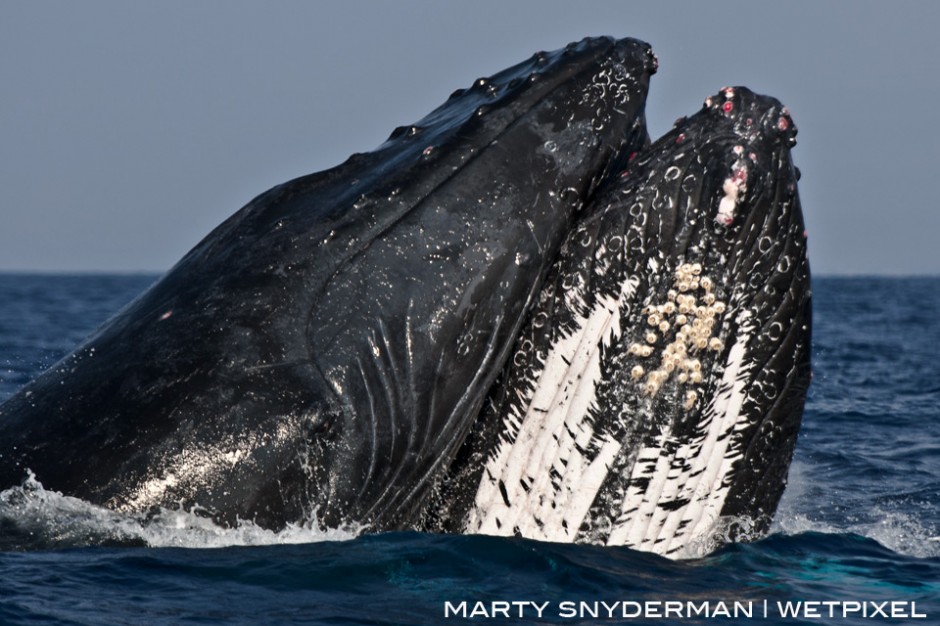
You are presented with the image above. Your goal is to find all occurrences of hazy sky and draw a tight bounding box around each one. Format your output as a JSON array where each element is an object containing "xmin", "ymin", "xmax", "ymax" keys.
[{"xmin": 2, "ymin": 1, "xmax": 939, "ymax": 275}]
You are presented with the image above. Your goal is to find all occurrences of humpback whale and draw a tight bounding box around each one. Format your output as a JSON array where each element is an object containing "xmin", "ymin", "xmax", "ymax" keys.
[
  {"xmin": 0, "ymin": 37, "xmax": 657, "ymax": 532},
  {"xmin": 0, "ymin": 39, "xmax": 810, "ymax": 557},
  {"xmin": 431, "ymin": 87, "xmax": 811, "ymax": 556}
]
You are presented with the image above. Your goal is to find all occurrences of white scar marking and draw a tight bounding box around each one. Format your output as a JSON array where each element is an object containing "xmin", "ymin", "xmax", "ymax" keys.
[{"xmin": 715, "ymin": 158, "xmax": 748, "ymax": 226}]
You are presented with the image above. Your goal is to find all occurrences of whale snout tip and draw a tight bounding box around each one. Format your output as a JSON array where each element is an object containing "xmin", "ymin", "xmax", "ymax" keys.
[
  {"xmin": 773, "ymin": 105, "xmax": 798, "ymax": 147},
  {"xmin": 645, "ymin": 44, "xmax": 659, "ymax": 74},
  {"xmin": 580, "ymin": 36, "xmax": 657, "ymax": 75},
  {"xmin": 703, "ymin": 86, "xmax": 798, "ymax": 148},
  {"xmin": 616, "ymin": 37, "xmax": 658, "ymax": 75}
]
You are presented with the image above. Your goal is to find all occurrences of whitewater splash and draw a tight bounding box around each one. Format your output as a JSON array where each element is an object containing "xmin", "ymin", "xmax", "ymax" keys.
[
  {"xmin": 2, "ymin": 467, "xmax": 936, "ymax": 558},
  {"xmin": 0, "ymin": 472, "xmax": 754, "ymax": 557},
  {"xmin": 0, "ymin": 472, "xmax": 360, "ymax": 551},
  {"xmin": 772, "ymin": 461, "xmax": 940, "ymax": 559}
]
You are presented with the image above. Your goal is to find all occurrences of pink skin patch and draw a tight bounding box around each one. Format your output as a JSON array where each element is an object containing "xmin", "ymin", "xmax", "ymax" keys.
[
  {"xmin": 422, "ymin": 146, "xmax": 434, "ymax": 156},
  {"xmin": 620, "ymin": 152, "xmax": 639, "ymax": 177},
  {"xmin": 777, "ymin": 117, "xmax": 789, "ymax": 131},
  {"xmin": 676, "ymin": 133, "xmax": 686, "ymax": 144},
  {"xmin": 722, "ymin": 101, "xmax": 733, "ymax": 113},
  {"xmin": 716, "ymin": 156, "xmax": 749, "ymax": 227},
  {"xmin": 159, "ymin": 311, "xmax": 173, "ymax": 321},
  {"xmin": 715, "ymin": 212, "xmax": 734, "ymax": 226}
]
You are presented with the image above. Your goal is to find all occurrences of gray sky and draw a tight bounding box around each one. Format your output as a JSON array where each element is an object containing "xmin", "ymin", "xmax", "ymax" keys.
[{"xmin": 2, "ymin": 1, "xmax": 939, "ymax": 275}]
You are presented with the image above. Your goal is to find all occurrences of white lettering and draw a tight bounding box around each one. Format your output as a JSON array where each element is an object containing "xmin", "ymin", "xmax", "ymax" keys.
[
  {"xmin": 870, "ymin": 601, "xmax": 888, "ymax": 618},
  {"xmin": 448, "ymin": 598, "xmax": 928, "ymax": 620},
  {"xmin": 530, "ymin": 601, "xmax": 549, "ymax": 618},
  {"xmin": 468, "ymin": 602, "xmax": 489, "ymax": 618},
  {"xmin": 622, "ymin": 602, "xmax": 642, "ymax": 618},
  {"xmin": 777, "ymin": 601, "xmax": 801, "ymax": 617},
  {"xmin": 579, "ymin": 601, "xmax": 598, "ymax": 618},
  {"xmin": 734, "ymin": 601, "xmax": 753, "ymax": 618},
  {"xmin": 599, "ymin": 601, "xmax": 619, "ymax": 618},
  {"xmin": 817, "ymin": 600, "xmax": 837, "ymax": 617},
  {"xmin": 711, "ymin": 601, "xmax": 730, "ymax": 618},
  {"xmin": 558, "ymin": 601, "xmax": 576, "ymax": 618},
  {"xmin": 891, "ymin": 601, "xmax": 909, "ymax": 618},
  {"xmin": 490, "ymin": 601, "xmax": 509, "ymax": 618},
  {"xmin": 687, "ymin": 601, "xmax": 709, "ymax": 617},
  {"xmin": 664, "ymin": 601, "xmax": 683, "ymax": 617},
  {"xmin": 444, "ymin": 601, "xmax": 466, "ymax": 618},
  {"xmin": 803, "ymin": 600, "xmax": 821, "ymax": 618}
]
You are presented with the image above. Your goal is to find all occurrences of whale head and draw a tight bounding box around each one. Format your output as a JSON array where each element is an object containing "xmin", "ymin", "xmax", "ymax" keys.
[
  {"xmin": 440, "ymin": 86, "xmax": 811, "ymax": 558},
  {"xmin": 0, "ymin": 37, "xmax": 661, "ymax": 534}
]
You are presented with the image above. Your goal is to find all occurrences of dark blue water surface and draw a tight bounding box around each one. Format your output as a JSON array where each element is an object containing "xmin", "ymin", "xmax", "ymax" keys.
[{"xmin": 0, "ymin": 275, "xmax": 938, "ymax": 625}]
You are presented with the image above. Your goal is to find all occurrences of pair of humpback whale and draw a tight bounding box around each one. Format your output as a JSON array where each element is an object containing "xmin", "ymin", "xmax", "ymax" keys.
[{"xmin": 0, "ymin": 36, "xmax": 810, "ymax": 557}]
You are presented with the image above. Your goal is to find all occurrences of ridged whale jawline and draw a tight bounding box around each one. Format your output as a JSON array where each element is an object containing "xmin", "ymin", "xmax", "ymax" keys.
[{"xmin": 431, "ymin": 87, "xmax": 811, "ymax": 558}]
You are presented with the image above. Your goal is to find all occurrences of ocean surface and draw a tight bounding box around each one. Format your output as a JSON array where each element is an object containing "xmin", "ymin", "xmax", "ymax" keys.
[{"xmin": 0, "ymin": 274, "xmax": 937, "ymax": 625}]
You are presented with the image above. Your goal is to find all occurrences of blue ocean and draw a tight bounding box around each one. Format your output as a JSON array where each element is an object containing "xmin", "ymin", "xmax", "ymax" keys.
[{"xmin": 0, "ymin": 275, "xmax": 937, "ymax": 625}]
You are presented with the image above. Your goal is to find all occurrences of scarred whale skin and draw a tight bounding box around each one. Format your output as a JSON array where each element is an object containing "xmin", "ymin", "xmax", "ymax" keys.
[
  {"xmin": 0, "ymin": 37, "xmax": 657, "ymax": 531},
  {"xmin": 430, "ymin": 87, "xmax": 811, "ymax": 557}
]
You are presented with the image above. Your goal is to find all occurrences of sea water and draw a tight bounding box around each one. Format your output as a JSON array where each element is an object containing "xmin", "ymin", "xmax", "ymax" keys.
[{"xmin": 0, "ymin": 275, "xmax": 937, "ymax": 625}]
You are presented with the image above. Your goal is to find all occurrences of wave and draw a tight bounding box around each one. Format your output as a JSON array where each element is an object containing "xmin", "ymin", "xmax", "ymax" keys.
[
  {"xmin": 2, "ymin": 469, "xmax": 936, "ymax": 562},
  {"xmin": 772, "ymin": 460, "xmax": 940, "ymax": 559},
  {"xmin": 0, "ymin": 472, "xmax": 359, "ymax": 551}
]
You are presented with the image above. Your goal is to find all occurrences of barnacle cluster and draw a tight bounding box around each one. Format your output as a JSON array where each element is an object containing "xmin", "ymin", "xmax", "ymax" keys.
[{"xmin": 628, "ymin": 263, "xmax": 726, "ymax": 408}]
